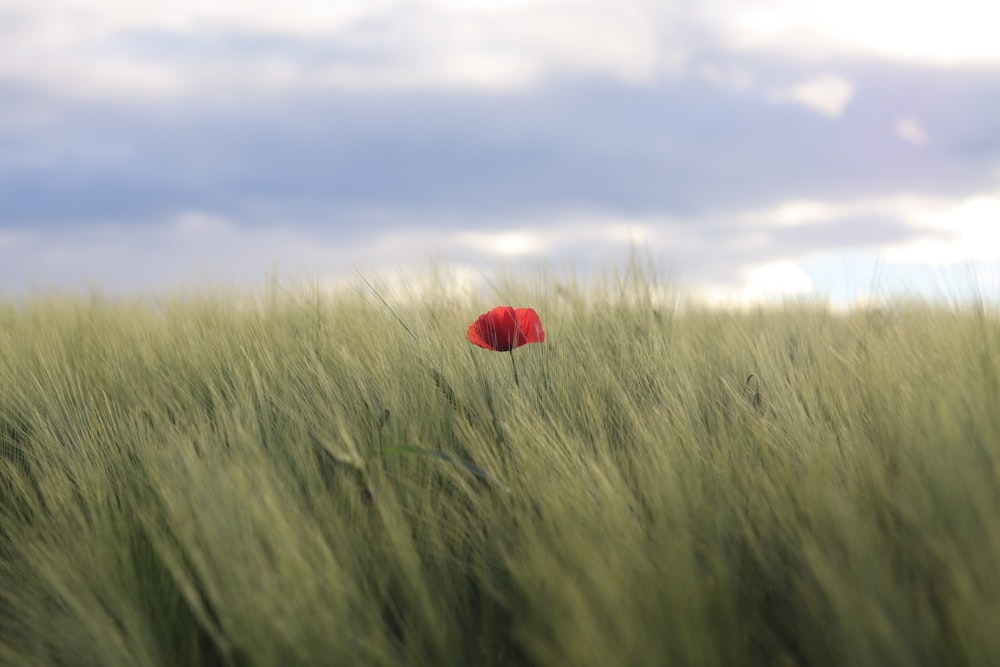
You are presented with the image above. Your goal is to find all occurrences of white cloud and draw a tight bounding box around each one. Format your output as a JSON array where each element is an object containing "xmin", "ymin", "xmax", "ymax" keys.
[
  {"xmin": 768, "ymin": 74, "xmax": 855, "ymax": 118},
  {"xmin": 695, "ymin": 260, "xmax": 815, "ymax": 308},
  {"xmin": 739, "ymin": 199, "xmax": 842, "ymax": 227},
  {"xmin": 344, "ymin": 261, "xmax": 485, "ymax": 306},
  {"xmin": 0, "ymin": 0, "xmax": 679, "ymax": 101},
  {"xmin": 884, "ymin": 194, "xmax": 1000, "ymax": 264},
  {"xmin": 4, "ymin": 0, "xmax": 998, "ymax": 107},
  {"xmin": 894, "ymin": 117, "xmax": 929, "ymax": 146},
  {"xmin": 2, "ymin": 0, "xmax": 999, "ymax": 112},
  {"xmin": 3, "ymin": 197, "xmax": 998, "ymax": 305},
  {"xmin": 735, "ymin": 191, "xmax": 997, "ymax": 236},
  {"xmin": 735, "ymin": 194, "xmax": 915, "ymax": 231},
  {"xmin": 0, "ymin": 212, "xmax": 675, "ymax": 297},
  {"xmin": 439, "ymin": 217, "xmax": 664, "ymax": 259},
  {"xmin": 703, "ymin": 0, "xmax": 1000, "ymax": 65},
  {"xmin": 734, "ymin": 187, "xmax": 1000, "ymax": 280},
  {"xmin": 457, "ymin": 230, "xmax": 548, "ymax": 257}
]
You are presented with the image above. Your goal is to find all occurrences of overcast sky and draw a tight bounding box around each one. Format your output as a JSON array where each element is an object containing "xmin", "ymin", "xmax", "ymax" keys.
[{"xmin": 2, "ymin": 0, "xmax": 999, "ymax": 306}]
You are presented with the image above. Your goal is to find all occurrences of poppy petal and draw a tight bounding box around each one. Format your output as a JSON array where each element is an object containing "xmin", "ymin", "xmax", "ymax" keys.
[
  {"xmin": 514, "ymin": 307, "xmax": 545, "ymax": 344},
  {"xmin": 467, "ymin": 306, "xmax": 545, "ymax": 352},
  {"xmin": 466, "ymin": 316, "xmax": 493, "ymax": 349},
  {"xmin": 466, "ymin": 306, "xmax": 514, "ymax": 351}
]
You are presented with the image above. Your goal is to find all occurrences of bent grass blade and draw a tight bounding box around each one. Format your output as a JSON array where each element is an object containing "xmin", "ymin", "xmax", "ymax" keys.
[{"xmin": 384, "ymin": 445, "xmax": 512, "ymax": 494}]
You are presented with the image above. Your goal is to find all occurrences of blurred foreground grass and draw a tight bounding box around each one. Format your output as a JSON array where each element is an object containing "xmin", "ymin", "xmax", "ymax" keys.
[{"xmin": 1, "ymin": 269, "xmax": 999, "ymax": 667}]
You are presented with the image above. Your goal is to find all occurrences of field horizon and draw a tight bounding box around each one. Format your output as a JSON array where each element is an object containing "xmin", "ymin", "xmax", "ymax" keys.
[{"xmin": 1, "ymin": 264, "xmax": 999, "ymax": 666}]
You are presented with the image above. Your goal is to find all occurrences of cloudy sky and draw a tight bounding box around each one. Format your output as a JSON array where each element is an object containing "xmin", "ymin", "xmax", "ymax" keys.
[{"xmin": 2, "ymin": 0, "xmax": 999, "ymax": 306}]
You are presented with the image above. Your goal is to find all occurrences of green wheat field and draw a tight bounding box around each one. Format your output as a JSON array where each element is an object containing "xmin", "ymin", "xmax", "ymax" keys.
[{"xmin": 1, "ymin": 264, "xmax": 999, "ymax": 667}]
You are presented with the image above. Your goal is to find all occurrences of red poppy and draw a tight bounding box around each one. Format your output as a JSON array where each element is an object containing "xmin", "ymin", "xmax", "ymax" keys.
[{"xmin": 467, "ymin": 306, "xmax": 545, "ymax": 352}]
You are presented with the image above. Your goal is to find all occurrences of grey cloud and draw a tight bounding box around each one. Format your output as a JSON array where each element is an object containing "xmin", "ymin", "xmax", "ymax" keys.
[
  {"xmin": 1, "ymin": 44, "xmax": 998, "ymax": 301},
  {"xmin": 664, "ymin": 217, "xmax": 922, "ymax": 287},
  {"xmin": 4, "ymin": 60, "xmax": 996, "ymax": 230}
]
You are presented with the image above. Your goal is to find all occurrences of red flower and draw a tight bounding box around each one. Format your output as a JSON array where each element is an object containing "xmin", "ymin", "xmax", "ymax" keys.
[{"xmin": 467, "ymin": 306, "xmax": 545, "ymax": 352}]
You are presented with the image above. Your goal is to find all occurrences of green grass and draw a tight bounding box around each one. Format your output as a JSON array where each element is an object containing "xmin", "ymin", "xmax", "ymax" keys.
[{"xmin": 1, "ymin": 268, "xmax": 999, "ymax": 667}]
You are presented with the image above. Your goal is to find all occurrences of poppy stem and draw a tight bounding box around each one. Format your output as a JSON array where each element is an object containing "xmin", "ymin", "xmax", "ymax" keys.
[{"xmin": 509, "ymin": 350, "xmax": 520, "ymax": 387}]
